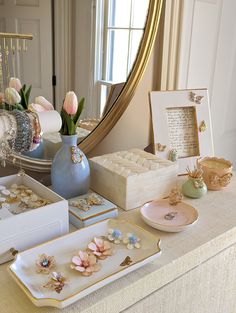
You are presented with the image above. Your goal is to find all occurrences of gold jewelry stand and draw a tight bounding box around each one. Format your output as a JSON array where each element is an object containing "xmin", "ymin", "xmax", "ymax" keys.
[{"xmin": 0, "ymin": 32, "xmax": 33, "ymax": 90}]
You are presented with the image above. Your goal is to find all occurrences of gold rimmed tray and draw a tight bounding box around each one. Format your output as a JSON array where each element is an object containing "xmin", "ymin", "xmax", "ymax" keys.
[{"xmin": 8, "ymin": 219, "xmax": 161, "ymax": 308}]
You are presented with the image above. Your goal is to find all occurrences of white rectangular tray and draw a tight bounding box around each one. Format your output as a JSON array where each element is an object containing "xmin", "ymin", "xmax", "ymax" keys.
[{"xmin": 8, "ymin": 219, "xmax": 161, "ymax": 309}]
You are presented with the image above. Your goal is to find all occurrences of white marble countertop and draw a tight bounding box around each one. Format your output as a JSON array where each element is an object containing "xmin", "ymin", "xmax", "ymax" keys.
[{"xmin": 1, "ymin": 176, "xmax": 236, "ymax": 313}]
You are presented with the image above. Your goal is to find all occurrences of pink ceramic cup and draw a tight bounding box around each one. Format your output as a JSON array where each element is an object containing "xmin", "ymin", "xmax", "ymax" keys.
[{"xmin": 197, "ymin": 157, "xmax": 233, "ymax": 191}]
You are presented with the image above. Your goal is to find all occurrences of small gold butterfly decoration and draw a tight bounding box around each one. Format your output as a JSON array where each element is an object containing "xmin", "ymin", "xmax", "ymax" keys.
[
  {"xmin": 189, "ymin": 91, "xmax": 204, "ymax": 104},
  {"xmin": 156, "ymin": 143, "xmax": 166, "ymax": 152},
  {"xmin": 120, "ymin": 256, "xmax": 132, "ymax": 266}
]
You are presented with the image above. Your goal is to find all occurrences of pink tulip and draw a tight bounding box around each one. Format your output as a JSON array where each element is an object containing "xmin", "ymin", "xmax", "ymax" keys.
[
  {"xmin": 9, "ymin": 77, "xmax": 22, "ymax": 92},
  {"xmin": 63, "ymin": 91, "xmax": 78, "ymax": 115},
  {"xmin": 35, "ymin": 96, "xmax": 54, "ymax": 110}
]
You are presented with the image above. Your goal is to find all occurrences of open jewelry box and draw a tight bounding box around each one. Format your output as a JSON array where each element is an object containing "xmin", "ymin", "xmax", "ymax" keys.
[{"xmin": 0, "ymin": 174, "xmax": 69, "ymax": 264}]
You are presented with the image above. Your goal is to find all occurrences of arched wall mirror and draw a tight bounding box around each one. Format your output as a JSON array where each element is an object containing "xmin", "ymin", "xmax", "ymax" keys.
[{"xmin": 0, "ymin": 0, "xmax": 163, "ymax": 172}]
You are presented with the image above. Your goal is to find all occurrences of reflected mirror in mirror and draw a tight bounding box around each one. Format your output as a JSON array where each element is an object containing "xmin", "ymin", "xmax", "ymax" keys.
[{"xmin": 0, "ymin": 0, "xmax": 150, "ymax": 162}]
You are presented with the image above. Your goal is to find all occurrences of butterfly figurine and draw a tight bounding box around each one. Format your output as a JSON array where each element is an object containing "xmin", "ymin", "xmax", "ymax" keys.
[
  {"xmin": 156, "ymin": 143, "xmax": 166, "ymax": 152},
  {"xmin": 199, "ymin": 120, "xmax": 207, "ymax": 132},
  {"xmin": 189, "ymin": 91, "xmax": 204, "ymax": 104}
]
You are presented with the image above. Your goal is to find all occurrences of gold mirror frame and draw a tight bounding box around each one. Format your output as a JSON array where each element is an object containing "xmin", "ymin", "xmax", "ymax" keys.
[{"xmin": 10, "ymin": 0, "xmax": 163, "ymax": 172}]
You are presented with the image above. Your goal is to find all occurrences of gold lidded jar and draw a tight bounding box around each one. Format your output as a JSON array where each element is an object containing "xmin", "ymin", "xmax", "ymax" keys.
[{"xmin": 197, "ymin": 157, "xmax": 233, "ymax": 191}]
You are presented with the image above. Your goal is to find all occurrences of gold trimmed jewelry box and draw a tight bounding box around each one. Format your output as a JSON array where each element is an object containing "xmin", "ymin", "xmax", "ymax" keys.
[
  {"xmin": 89, "ymin": 149, "xmax": 178, "ymax": 210},
  {"xmin": 69, "ymin": 192, "xmax": 118, "ymax": 228},
  {"xmin": 0, "ymin": 174, "xmax": 69, "ymax": 264}
]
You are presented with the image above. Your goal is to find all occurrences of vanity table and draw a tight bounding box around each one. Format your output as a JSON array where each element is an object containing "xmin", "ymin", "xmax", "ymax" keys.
[{"xmin": 0, "ymin": 175, "xmax": 235, "ymax": 313}]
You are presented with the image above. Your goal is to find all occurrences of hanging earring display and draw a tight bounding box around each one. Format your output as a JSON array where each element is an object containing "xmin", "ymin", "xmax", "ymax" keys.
[
  {"xmin": 16, "ymin": 38, "xmax": 21, "ymax": 52},
  {"xmin": 10, "ymin": 38, "xmax": 16, "ymax": 77},
  {"xmin": 0, "ymin": 51, "xmax": 3, "ymax": 92},
  {"xmin": 22, "ymin": 39, "xmax": 27, "ymax": 52},
  {"xmin": 0, "ymin": 32, "xmax": 33, "ymax": 88},
  {"xmin": 3, "ymin": 38, "xmax": 10, "ymax": 84},
  {"xmin": 0, "ymin": 32, "xmax": 33, "ymax": 168}
]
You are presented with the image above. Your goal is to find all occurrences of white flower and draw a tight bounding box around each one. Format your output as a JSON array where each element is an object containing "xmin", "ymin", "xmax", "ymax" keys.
[
  {"xmin": 107, "ymin": 228, "xmax": 122, "ymax": 244},
  {"xmin": 123, "ymin": 233, "xmax": 141, "ymax": 249}
]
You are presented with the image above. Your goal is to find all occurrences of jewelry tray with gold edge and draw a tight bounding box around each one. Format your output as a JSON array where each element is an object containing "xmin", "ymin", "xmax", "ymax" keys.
[{"xmin": 8, "ymin": 219, "xmax": 161, "ymax": 309}]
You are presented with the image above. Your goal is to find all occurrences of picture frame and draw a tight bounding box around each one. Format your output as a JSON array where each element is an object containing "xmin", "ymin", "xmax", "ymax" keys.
[{"xmin": 150, "ymin": 89, "xmax": 214, "ymax": 174}]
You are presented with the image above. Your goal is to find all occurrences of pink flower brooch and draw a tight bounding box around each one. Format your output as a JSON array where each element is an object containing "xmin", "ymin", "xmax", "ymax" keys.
[
  {"xmin": 71, "ymin": 238, "xmax": 114, "ymax": 276},
  {"xmin": 71, "ymin": 250, "xmax": 101, "ymax": 276},
  {"xmin": 36, "ymin": 254, "xmax": 56, "ymax": 274},
  {"xmin": 87, "ymin": 237, "xmax": 113, "ymax": 260}
]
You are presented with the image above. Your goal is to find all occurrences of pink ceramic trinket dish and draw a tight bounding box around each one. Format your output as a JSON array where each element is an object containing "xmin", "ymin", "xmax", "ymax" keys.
[{"xmin": 140, "ymin": 199, "xmax": 198, "ymax": 232}]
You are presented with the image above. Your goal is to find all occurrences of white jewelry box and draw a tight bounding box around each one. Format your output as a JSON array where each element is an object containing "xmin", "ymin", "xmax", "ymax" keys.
[
  {"xmin": 89, "ymin": 149, "xmax": 178, "ymax": 211},
  {"xmin": 0, "ymin": 174, "xmax": 69, "ymax": 264}
]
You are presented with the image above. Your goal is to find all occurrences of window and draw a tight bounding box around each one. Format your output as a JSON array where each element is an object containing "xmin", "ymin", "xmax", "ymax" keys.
[{"xmin": 95, "ymin": 0, "xmax": 149, "ymax": 115}]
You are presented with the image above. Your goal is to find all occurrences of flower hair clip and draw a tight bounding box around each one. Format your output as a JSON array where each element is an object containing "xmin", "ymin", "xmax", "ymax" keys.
[
  {"xmin": 87, "ymin": 237, "xmax": 113, "ymax": 260},
  {"xmin": 44, "ymin": 272, "xmax": 68, "ymax": 294},
  {"xmin": 106, "ymin": 228, "xmax": 123, "ymax": 244},
  {"xmin": 123, "ymin": 233, "xmax": 141, "ymax": 249},
  {"xmin": 71, "ymin": 250, "xmax": 101, "ymax": 276},
  {"xmin": 36, "ymin": 254, "xmax": 56, "ymax": 274}
]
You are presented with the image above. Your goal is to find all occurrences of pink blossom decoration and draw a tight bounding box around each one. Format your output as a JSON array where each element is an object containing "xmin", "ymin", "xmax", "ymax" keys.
[
  {"xmin": 71, "ymin": 250, "xmax": 101, "ymax": 276},
  {"xmin": 63, "ymin": 91, "xmax": 78, "ymax": 115},
  {"xmin": 88, "ymin": 237, "xmax": 113, "ymax": 260}
]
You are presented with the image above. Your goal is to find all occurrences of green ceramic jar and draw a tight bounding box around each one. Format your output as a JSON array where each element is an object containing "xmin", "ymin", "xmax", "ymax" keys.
[{"xmin": 182, "ymin": 177, "xmax": 207, "ymax": 199}]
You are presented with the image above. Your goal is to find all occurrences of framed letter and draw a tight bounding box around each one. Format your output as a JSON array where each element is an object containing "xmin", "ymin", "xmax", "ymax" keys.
[{"xmin": 150, "ymin": 89, "xmax": 214, "ymax": 174}]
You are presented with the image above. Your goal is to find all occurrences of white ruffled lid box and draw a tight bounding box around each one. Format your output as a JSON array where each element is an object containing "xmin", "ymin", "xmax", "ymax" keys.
[
  {"xmin": 89, "ymin": 149, "xmax": 178, "ymax": 211},
  {"xmin": 0, "ymin": 174, "xmax": 69, "ymax": 264}
]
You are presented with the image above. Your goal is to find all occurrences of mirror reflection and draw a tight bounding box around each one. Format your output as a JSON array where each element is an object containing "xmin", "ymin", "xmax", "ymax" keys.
[{"xmin": 0, "ymin": 0, "xmax": 150, "ymax": 161}]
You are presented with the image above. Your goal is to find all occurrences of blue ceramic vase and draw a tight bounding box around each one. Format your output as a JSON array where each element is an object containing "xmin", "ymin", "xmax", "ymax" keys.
[
  {"xmin": 22, "ymin": 139, "xmax": 45, "ymax": 159},
  {"xmin": 51, "ymin": 134, "xmax": 90, "ymax": 199}
]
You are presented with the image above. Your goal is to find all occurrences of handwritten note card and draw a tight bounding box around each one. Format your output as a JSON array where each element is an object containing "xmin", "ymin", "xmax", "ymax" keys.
[{"xmin": 166, "ymin": 106, "xmax": 199, "ymax": 158}]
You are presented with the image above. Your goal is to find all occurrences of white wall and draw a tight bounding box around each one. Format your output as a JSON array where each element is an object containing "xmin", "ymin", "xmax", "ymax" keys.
[{"xmin": 176, "ymin": 0, "xmax": 236, "ymax": 165}]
